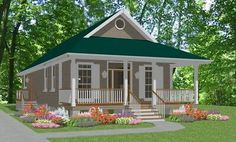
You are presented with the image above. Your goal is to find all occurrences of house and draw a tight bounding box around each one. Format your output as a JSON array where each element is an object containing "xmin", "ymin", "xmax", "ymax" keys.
[{"xmin": 16, "ymin": 9, "xmax": 211, "ymax": 120}]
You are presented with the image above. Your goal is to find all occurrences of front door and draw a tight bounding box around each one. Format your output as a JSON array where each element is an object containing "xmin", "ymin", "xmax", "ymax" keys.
[{"xmin": 108, "ymin": 63, "xmax": 131, "ymax": 90}]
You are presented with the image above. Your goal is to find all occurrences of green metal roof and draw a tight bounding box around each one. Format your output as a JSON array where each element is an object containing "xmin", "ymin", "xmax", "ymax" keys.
[{"xmin": 22, "ymin": 14, "xmax": 208, "ymax": 72}]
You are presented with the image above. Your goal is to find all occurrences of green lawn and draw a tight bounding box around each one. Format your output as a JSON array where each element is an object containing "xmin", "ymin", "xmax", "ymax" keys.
[
  {"xmin": 0, "ymin": 104, "xmax": 153, "ymax": 133},
  {"xmin": 49, "ymin": 105, "xmax": 236, "ymax": 142}
]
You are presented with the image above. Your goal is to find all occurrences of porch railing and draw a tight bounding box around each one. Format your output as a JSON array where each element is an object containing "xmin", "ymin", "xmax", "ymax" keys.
[
  {"xmin": 152, "ymin": 91, "xmax": 165, "ymax": 118},
  {"xmin": 156, "ymin": 89, "xmax": 194, "ymax": 103},
  {"xmin": 16, "ymin": 89, "xmax": 29, "ymax": 101},
  {"xmin": 77, "ymin": 88, "xmax": 123, "ymax": 104}
]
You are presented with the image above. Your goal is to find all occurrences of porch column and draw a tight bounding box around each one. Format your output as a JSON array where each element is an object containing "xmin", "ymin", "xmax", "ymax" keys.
[
  {"xmin": 59, "ymin": 62, "xmax": 62, "ymax": 89},
  {"xmin": 123, "ymin": 61, "xmax": 128, "ymax": 106},
  {"xmin": 169, "ymin": 65, "xmax": 173, "ymax": 89},
  {"xmin": 152, "ymin": 62, "xmax": 157, "ymax": 106},
  {"xmin": 43, "ymin": 67, "xmax": 47, "ymax": 92},
  {"xmin": 50, "ymin": 65, "xmax": 55, "ymax": 92},
  {"xmin": 194, "ymin": 65, "xmax": 199, "ymax": 104},
  {"xmin": 71, "ymin": 59, "xmax": 77, "ymax": 107}
]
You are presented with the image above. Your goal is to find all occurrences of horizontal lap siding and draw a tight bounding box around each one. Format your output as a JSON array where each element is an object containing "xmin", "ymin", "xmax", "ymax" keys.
[
  {"xmin": 62, "ymin": 60, "xmax": 71, "ymax": 90},
  {"xmin": 30, "ymin": 64, "xmax": 59, "ymax": 107}
]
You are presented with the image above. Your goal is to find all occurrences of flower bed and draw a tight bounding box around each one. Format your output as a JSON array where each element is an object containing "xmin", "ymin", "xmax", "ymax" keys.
[
  {"xmin": 32, "ymin": 123, "xmax": 60, "ymax": 128},
  {"xmin": 168, "ymin": 103, "xmax": 230, "ymax": 122},
  {"xmin": 18, "ymin": 104, "xmax": 143, "ymax": 129}
]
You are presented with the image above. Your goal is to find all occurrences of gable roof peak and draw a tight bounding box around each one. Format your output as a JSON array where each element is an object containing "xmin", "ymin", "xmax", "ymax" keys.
[{"xmin": 84, "ymin": 9, "xmax": 157, "ymax": 43}]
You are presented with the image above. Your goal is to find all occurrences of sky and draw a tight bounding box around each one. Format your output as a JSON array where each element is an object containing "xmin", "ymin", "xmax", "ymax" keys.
[{"xmin": 204, "ymin": 0, "xmax": 214, "ymax": 11}]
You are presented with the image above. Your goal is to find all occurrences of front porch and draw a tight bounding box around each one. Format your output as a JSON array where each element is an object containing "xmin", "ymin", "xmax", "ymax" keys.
[{"xmin": 57, "ymin": 56, "xmax": 199, "ymax": 109}]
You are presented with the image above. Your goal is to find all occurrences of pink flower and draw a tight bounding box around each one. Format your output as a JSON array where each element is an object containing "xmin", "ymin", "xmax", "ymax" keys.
[
  {"xmin": 32, "ymin": 123, "xmax": 60, "ymax": 128},
  {"xmin": 220, "ymin": 115, "xmax": 229, "ymax": 121},
  {"xmin": 130, "ymin": 119, "xmax": 142, "ymax": 125}
]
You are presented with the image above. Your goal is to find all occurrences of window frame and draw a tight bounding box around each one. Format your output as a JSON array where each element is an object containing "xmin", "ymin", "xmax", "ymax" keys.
[{"xmin": 144, "ymin": 66, "xmax": 152, "ymax": 98}]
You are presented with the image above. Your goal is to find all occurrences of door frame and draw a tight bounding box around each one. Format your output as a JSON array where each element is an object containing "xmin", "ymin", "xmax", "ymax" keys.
[{"xmin": 107, "ymin": 61, "xmax": 133, "ymax": 91}]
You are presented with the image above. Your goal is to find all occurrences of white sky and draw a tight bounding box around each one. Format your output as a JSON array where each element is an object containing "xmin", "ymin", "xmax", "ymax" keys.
[{"xmin": 204, "ymin": 0, "xmax": 214, "ymax": 11}]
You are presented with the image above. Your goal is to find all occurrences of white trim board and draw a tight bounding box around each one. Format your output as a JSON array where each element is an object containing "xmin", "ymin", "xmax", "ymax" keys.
[
  {"xmin": 18, "ymin": 52, "xmax": 211, "ymax": 76},
  {"xmin": 84, "ymin": 9, "xmax": 157, "ymax": 43}
]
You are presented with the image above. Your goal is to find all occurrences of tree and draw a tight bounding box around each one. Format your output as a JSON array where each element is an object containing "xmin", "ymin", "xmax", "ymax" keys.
[{"xmin": 0, "ymin": 0, "xmax": 11, "ymax": 65}]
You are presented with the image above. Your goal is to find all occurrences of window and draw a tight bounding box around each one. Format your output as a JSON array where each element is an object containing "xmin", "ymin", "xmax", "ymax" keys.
[
  {"xmin": 115, "ymin": 18, "xmax": 125, "ymax": 30},
  {"xmin": 145, "ymin": 67, "xmax": 152, "ymax": 98},
  {"xmin": 78, "ymin": 64, "xmax": 92, "ymax": 89}
]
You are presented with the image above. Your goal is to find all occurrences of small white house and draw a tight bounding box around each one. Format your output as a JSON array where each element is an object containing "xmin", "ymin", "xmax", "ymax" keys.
[{"xmin": 16, "ymin": 9, "xmax": 211, "ymax": 120}]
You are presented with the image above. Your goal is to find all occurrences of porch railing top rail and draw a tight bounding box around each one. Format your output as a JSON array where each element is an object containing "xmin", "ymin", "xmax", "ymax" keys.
[
  {"xmin": 156, "ymin": 89, "xmax": 194, "ymax": 91},
  {"xmin": 156, "ymin": 89, "xmax": 194, "ymax": 103}
]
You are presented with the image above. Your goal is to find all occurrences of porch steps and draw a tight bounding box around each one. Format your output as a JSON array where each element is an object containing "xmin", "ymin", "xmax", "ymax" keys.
[
  {"xmin": 129, "ymin": 105, "xmax": 163, "ymax": 120},
  {"xmin": 136, "ymin": 115, "xmax": 162, "ymax": 120}
]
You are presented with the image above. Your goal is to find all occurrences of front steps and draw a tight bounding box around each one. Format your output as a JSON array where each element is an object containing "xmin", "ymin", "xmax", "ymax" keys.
[{"xmin": 129, "ymin": 104, "xmax": 163, "ymax": 120}]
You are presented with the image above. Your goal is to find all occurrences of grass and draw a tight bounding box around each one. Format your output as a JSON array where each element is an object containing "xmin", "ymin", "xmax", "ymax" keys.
[
  {"xmin": 0, "ymin": 104, "xmax": 154, "ymax": 133},
  {"xmin": 49, "ymin": 105, "xmax": 236, "ymax": 142}
]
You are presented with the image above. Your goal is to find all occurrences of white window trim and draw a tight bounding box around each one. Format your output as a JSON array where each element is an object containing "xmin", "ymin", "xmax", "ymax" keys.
[
  {"xmin": 50, "ymin": 65, "xmax": 56, "ymax": 92},
  {"xmin": 43, "ymin": 67, "xmax": 48, "ymax": 92},
  {"xmin": 144, "ymin": 66, "xmax": 152, "ymax": 99},
  {"xmin": 77, "ymin": 62, "xmax": 93, "ymax": 89}
]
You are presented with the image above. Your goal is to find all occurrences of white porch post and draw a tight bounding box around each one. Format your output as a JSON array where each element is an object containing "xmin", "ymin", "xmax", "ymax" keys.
[
  {"xmin": 169, "ymin": 65, "xmax": 173, "ymax": 89},
  {"xmin": 50, "ymin": 66, "xmax": 55, "ymax": 92},
  {"xmin": 123, "ymin": 61, "xmax": 128, "ymax": 106},
  {"xmin": 194, "ymin": 65, "xmax": 199, "ymax": 104},
  {"xmin": 71, "ymin": 59, "xmax": 76, "ymax": 107},
  {"xmin": 59, "ymin": 62, "xmax": 62, "ymax": 89},
  {"xmin": 43, "ymin": 67, "xmax": 47, "ymax": 92},
  {"xmin": 152, "ymin": 62, "xmax": 157, "ymax": 106}
]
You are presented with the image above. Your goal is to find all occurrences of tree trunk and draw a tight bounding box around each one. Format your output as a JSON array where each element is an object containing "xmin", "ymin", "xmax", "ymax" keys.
[
  {"xmin": 7, "ymin": 55, "xmax": 14, "ymax": 103},
  {"xmin": 7, "ymin": 22, "xmax": 21, "ymax": 103},
  {"xmin": 138, "ymin": 2, "xmax": 147, "ymax": 25},
  {"xmin": 0, "ymin": 0, "xmax": 11, "ymax": 65}
]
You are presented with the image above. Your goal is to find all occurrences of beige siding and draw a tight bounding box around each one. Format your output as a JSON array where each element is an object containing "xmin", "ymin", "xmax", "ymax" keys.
[
  {"xmin": 62, "ymin": 60, "xmax": 71, "ymax": 89},
  {"xmin": 163, "ymin": 64, "xmax": 170, "ymax": 89},
  {"xmin": 29, "ymin": 64, "xmax": 59, "ymax": 107},
  {"xmin": 93, "ymin": 16, "xmax": 146, "ymax": 40}
]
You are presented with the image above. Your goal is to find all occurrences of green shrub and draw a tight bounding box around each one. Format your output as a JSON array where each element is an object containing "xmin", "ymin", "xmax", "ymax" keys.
[
  {"xmin": 20, "ymin": 113, "xmax": 36, "ymax": 123},
  {"xmin": 36, "ymin": 119, "xmax": 52, "ymax": 123},
  {"xmin": 207, "ymin": 114, "xmax": 222, "ymax": 121},
  {"xmin": 115, "ymin": 117, "xmax": 133, "ymax": 125},
  {"xmin": 67, "ymin": 117, "xmax": 98, "ymax": 127},
  {"xmin": 168, "ymin": 115, "xmax": 181, "ymax": 122},
  {"xmin": 179, "ymin": 114, "xmax": 195, "ymax": 122}
]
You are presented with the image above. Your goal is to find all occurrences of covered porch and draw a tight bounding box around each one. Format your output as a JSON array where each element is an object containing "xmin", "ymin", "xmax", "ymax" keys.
[{"xmin": 58, "ymin": 54, "xmax": 202, "ymax": 108}]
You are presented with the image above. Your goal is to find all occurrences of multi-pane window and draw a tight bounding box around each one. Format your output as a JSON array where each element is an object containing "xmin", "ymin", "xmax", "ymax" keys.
[
  {"xmin": 145, "ymin": 67, "xmax": 152, "ymax": 98},
  {"xmin": 78, "ymin": 64, "xmax": 92, "ymax": 89}
]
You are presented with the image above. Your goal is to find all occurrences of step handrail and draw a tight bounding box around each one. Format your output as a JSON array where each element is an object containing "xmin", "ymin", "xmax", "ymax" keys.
[
  {"xmin": 129, "ymin": 91, "xmax": 143, "ymax": 104},
  {"xmin": 152, "ymin": 90, "xmax": 166, "ymax": 118},
  {"xmin": 152, "ymin": 90, "xmax": 165, "ymax": 104}
]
